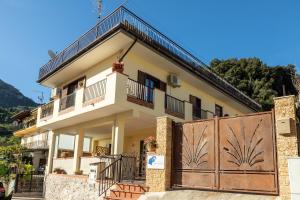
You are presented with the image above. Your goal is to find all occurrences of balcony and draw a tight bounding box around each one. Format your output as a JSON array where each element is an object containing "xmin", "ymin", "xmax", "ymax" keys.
[
  {"xmin": 83, "ymin": 79, "xmax": 107, "ymax": 105},
  {"xmin": 37, "ymin": 72, "xmax": 193, "ymax": 130},
  {"xmin": 126, "ymin": 79, "xmax": 154, "ymax": 109},
  {"xmin": 165, "ymin": 94, "xmax": 185, "ymax": 119},
  {"xmin": 22, "ymin": 140, "xmax": 49, "ymax": 150},
  {"xmin": 192, "ymin": 107, "xmax": 215, "ymax": 120},
  {"xmin": 37, "ymin": 6, "xmax": 260, "ymax": 112},
  {"xmin": 40, "ymin": 101, "xmax": 54, "ymax": 119},
  {"xmin": 38, "ymin": 7, "xmax": 207, "ymax": 83},
  {"xmin": 59, "ymin": 93, "xmax": 76, "ymax": 112},
  {"xmin": 13, "ymin": 110, "xmax": 38, "ymax": 137}
]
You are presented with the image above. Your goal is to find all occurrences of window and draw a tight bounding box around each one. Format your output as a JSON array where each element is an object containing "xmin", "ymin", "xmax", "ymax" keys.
[
  {"xmin": 58, "ymin": 134, "xmax": 75, "ymax": 150},
  {"xmin": 138, "ymin": 70, "xmax": 166, "ymax": 91},
  {"xmin": 83, "ymin": 137, "xmax": 91, "ymax": 152},
  {"xmin": 190, "ymin": 95, "xmax": 202, "ymax": 119},
  {"xmin": 215, "ymin": 104, "xmax": 223, "ymax": 117}
]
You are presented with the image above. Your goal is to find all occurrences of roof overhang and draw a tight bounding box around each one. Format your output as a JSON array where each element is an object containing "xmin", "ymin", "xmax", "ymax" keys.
[{"xmin": 14, "ymin": 125, "xmax": 38, "ymax": 137}]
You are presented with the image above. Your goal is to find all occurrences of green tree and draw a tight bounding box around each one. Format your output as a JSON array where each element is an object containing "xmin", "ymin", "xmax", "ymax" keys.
[
  {"xmin": 0, "ymin": 136, "xmax": 23, "ymax": 182},
  {"xmin": 209, "ymin": 58, "xmax": 297, "ymax": 110}
]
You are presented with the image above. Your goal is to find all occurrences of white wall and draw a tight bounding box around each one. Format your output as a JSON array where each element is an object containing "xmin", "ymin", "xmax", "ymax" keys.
[{"xmin": 52, "ymin": 158, "xmax": 74, "ymax": 175}]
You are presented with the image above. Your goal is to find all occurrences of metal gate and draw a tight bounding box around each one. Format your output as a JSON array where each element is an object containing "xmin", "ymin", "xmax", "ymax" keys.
[
  {"xmin": 172, "ymin": 111, "xmax": 278, "ymax": 195},
  {"xmin": 15, "ymin": 172, "xmax": 44, "ymax": 193}
]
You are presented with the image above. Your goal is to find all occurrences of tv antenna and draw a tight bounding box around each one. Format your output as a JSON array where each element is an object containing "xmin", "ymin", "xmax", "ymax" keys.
[
  {"xmin": 96, "ymin": 0, "xmax": 103, "ymax": 20},
  {"xmin": 48, "ymin": 50, "xmax": 56, "ymax": 59},
  {"xmin": 95, "ymin": 0, "xmax": 129, "ymax": 21},
  {"xmin": 33, "ymin": 90, "xmax": 44, "ymax": 104}
]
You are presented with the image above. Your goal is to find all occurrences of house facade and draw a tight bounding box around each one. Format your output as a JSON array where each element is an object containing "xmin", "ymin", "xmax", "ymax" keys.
[{"xmin": 33, "ymin": 7, "xmax": 261, "ymax": 177}]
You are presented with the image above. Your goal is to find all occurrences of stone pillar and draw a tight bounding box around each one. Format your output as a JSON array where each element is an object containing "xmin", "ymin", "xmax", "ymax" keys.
[
  {"xmin": 46, "ymin": 130, "xmax": 57, "ymax": 175},
  {"xmin": 274, "ymin": 95, "xmax": 299, "ymax": 200},
  {"xmin": 146, "ymin": 116, "xmax": 172, "ymax": 192},
  {"xmin": 112, "ymin": 118, "xmax": 125, "ymax": 155},
  {"xmin": 73, "ymin": 129, "xmax": 84, "ymax": 174}
]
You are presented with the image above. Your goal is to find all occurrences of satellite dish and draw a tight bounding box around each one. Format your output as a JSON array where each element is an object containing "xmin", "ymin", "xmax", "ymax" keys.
[{"xmin": 48, "ymin": 50, "xmax": 56, "ymax": 59}]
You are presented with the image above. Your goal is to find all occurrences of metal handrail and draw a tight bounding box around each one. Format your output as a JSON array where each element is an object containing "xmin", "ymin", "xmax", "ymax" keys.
[
  {"xmin": 97, "ymin": 155, "xmax": 136, "ymax": 197},
  {"xmin": 40, "ymin": 101, "xmax": 54, "ymax": 119},
  {"xmin": 165, "ymin": 94, "xmax": 185, "ymax": 116},
  {"xmin": 38, "ymin": 6, "xmax": 207, "ymax": 81},
  {"xmin": 127, "ymin": 78, "xmax": 154, "ymax": 103},
  {"xmin": 38, "ymin": 6, "xmax": 260, "ymax": 109}
]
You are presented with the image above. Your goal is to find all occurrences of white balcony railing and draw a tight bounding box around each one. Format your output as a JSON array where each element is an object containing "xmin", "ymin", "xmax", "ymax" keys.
[
  {"xmin": 22, "ymin": 140, "xmax": 49, "ymax": 149},
  {"xmin": 84, "ymin": 79, "xmax": 107, "ymax": 103}
]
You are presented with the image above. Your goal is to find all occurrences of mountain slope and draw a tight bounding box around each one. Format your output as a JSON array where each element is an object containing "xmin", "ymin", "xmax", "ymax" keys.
[
  {"xmin": 0, "ymin": 79, "xmax": 37, "ymax": 107},
  {"xmin": 0, "ymin": 79, "xmax": 37, "ymax": 136}
]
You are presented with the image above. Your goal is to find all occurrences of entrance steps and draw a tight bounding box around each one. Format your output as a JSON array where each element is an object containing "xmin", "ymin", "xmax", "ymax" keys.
[{"xmin": 104, "ymin": 183, "xmax": 149, "ymax": 200}]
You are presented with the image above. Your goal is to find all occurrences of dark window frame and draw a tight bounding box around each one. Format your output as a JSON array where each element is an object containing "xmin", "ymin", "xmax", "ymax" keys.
[
  {"xmin": 215, "ymin": 104, "xmax": 223, "ymax": 117},
  {"xmin": 138, "ymin": 70, "xmax": 166, "ymax": 92},
  {"xmin": 190, "ymin": 95, "xmax": 202, "ymax": 119}
]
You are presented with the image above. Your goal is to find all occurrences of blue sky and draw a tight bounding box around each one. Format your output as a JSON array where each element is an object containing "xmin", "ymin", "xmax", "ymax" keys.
[{"xmin": 0, "ymin": 0, "xmax": 300, "ymax": 103}]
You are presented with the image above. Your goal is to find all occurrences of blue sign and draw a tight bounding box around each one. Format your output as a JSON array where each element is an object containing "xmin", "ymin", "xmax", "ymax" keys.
[{"xmin": 147, "ymin": 155, "xmax": 165, "ymax": 169}]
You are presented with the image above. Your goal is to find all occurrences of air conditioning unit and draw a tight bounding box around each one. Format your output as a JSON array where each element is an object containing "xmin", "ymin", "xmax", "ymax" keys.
[
  {"xmin": 167, "ymin": 73, "xmax": 180, "ymax": 88},
  {"xmin": 50, "ymin": 88, "xmax": 61, "ymax": 99}
]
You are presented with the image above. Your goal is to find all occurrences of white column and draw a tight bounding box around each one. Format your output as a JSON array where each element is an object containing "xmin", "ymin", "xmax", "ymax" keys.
[
  {"xmin": 112, "ymin": 119, "xmax": 125, "ymax": 155},
  {"xmin": 54, "ymin": 135, "xmax": 59, "ymax": 158},
  {"xmin": 73, "ymin": 129, "xmax": 84, "ymax": 174},
  {"xmin": 46, "ymin": 130, "xmax": 56, "ymax": 175}
]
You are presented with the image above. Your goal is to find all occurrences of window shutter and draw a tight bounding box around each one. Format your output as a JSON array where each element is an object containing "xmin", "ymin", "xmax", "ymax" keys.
[
  {"xmin": 160, "ymin": 81, "xmax": 167, "ymax": 92},
  {"xmin": 138, "ymin": 70, "xmax": 146, "ymax": 84},
  {"xmin": 190, "ymin": 95, "xmax": 201, "ymax": 118},
  {"xmin": 189, "ymin": 95, "xmax": 196, "ymax": 105}
]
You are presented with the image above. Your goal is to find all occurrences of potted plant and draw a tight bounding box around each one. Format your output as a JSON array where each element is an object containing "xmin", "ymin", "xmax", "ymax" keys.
[
  {"xmin": 112, "ymin": 61, "xmax": 124, "ymax": 73},
  {"xmin": 144, "ymin": 136, "xmax": 157, "ymax": 152},
  {"xmin": 53, "ymin": 168, "xmax": 67, "ymax": 174}
]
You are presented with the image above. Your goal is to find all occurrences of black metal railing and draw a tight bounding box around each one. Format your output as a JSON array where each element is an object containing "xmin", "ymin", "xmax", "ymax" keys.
[
  {"xmin": 59, "ymin": 92, "xmax": 76, "ymax": 111},
  {"xmin": 192, "ymin": 108, "xmax": 215, "ymax": 120},
  {"xmin": 127, "ymin": 79, "xmax": 154, "ymax": 104},
  {"xmin": 40, "ymin": 101, "xmax": 54, "ymax": 119},
  {"xmin": 38, "ymin": 6, "xmax": 206, "ymax": 82},
  {"xmin": 84, "ymin": 79, "xmax": 107, "ymax": 103},
  {"xmin": 165, "ymin": 94, "xmax": 185, "ymax": 118},
  {"xmin": 98, "ymin": 155, "xmax": 136, "ymax": 197},
  {"xmin": 15, "ymin": 172, "xmax": 44, "ymax": 193},
  {"xmin": 37, "ymin": 6, "xmax": 260, "ymax": 111}
]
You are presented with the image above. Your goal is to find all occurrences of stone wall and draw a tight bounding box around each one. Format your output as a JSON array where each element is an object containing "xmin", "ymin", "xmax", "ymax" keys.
[
  {"xmin": 44, "ymin": 174, "xmax": 99, "ymax": 200},
  {"xmin": 274, "ymin": 96, "xmax": 299, "ymax": 200},
  {"xmin": 146, "ymin": 117, "xmax": 172, "ymax": 192}
]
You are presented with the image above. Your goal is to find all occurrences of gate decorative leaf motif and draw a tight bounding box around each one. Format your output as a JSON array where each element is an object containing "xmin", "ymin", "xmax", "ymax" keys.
[
  {"xmin": 182, "ymin": 124, "xmax": 208, "ymax": 168},
  {"xmin": 223, "ymin": 119, "xmax": 264, "ymax": 167},
  {"xmin": 173, "ymin": 112, "xmax": 278, "ymax": 195}
]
